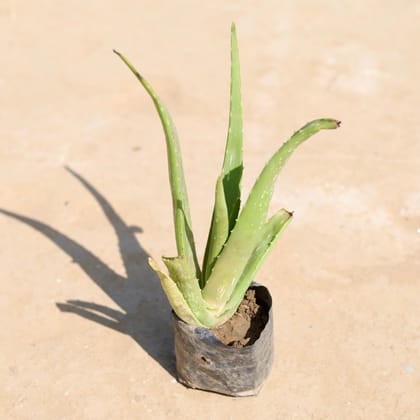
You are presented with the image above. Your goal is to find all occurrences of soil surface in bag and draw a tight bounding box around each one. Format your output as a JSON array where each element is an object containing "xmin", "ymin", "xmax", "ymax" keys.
[{"xmin": 210, "ymin": 289, "xmax": 268, "ymax": 348}]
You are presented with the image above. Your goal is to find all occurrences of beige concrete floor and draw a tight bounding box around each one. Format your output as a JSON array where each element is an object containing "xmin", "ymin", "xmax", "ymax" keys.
[{"xmin": 1, "ymin": 1, "xmax": 419, "ymax": 418}]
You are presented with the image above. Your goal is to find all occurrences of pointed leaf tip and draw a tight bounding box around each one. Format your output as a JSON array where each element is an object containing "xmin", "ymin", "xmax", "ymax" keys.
[
  {"xmin": 113, "ymin": 49, "xmax": 144, "ymax": 81},
  {"xmin": 285, "ymin": 209, "xmax": 294, "ymax": 217}
]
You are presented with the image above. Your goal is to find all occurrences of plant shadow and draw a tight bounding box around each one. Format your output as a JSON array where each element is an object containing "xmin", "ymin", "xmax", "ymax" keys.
[{"xmin": 0, "ymin": 166, "xmax": 176, "ymax": 377}]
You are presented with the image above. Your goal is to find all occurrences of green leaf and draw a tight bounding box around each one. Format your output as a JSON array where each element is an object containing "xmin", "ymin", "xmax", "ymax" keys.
[
  {"xmin": 148, "ymin": 258, "xmax": 203, "ymax": 325},
  {"xmin": 202, "ymin": 23, "xmax": 243, "ymax": 285},
  {"xmin": 216, "ymin": 209, "xmax": 292, "ymax": 323},
  {"xmin": 114, "ymin": 50, "xmax": 200, "ymax": 280},
  {"xmin": 200, "ymin": 176, "xmax": 229, "ymax": 287},
  {"xmin": 162, "ymin": 256, "xmax": 218, "ymax": 326},
  {"xmin": 203, "ymin": 118, "xmax": 340, "ymax": 306}
]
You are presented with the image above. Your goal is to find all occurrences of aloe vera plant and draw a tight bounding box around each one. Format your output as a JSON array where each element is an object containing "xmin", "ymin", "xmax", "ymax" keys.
[{"xmin": 114, "ymin": 24, "xmax": 340, "ymax": 328}]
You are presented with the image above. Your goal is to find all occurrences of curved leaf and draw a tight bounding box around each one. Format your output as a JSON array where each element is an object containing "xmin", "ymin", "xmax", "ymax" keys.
[
  {"xmin": 162, "ymin": 256, "xmax": 218, "ymax": 326},
  {"xmin": 148, "ymin": 258, "xmax": 202, "ymax": 325},
  {"xmin": 114, "ymin": 50, "xmax": 200, "ymax": 280},
  {"xmin": 203, "ymin": 119, "xmax": 340, "ymax": 306}
]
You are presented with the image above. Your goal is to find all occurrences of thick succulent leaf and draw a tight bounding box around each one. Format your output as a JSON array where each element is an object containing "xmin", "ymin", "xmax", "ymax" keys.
[
  {"xmin": 148, "ymin": 258, "xmax": 203, "ymax": 325},
  {"xmin": 221, "ymin": 23, "xmax": 243, "ymax": 229},
  {"xmin": 203, "ymin": 119, "xmax": 340, "ymax": 306},
  {"xmin": 201, "ymin": 176, "xmax": 229, "ymax": 285},
  {"xmin": 215, "ymin": 209, "xmax": 292, "ymax": 324},
  {"xmin": 162, "ymin": 256, "xmax": 219, "ymax": 327},
  {"xmin": 202, "ymin": 23, "xmax": 243, "ymax": 286},
  {"xmin": 114, "ymin": 50, "xmax": 200, "ymax": 280}
]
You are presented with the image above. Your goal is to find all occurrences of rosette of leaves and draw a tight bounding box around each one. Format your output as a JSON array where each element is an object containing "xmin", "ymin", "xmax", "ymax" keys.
[{"xmin": 114, "ymin": 24, "xmax": 340, "ymax": 328}]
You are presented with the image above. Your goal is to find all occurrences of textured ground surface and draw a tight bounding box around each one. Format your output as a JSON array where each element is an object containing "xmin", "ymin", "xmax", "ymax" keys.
[{"xmin": 1, "ymin": 1, "xmax": 419, "ymax": 419}]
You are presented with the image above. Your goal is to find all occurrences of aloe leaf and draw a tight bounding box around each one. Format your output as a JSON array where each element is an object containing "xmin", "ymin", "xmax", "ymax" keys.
[
  {"xmin": 200, "ymin": 176, "xmax": 229, "ymax": 286},
  {"xmin": 114, "ymin": 50, "xmax": 200, "ymax": 280},
  {"xmin": 215, "ymin": 209, "xmax": 292, "ymax": 324},
  {"xmin": 162, "ymin": 256, "xmax": 218, "ymax": 327},
  {"xmin": 203, "ymin": 118, "xmax": 340, "ymax": 306},
  {"xmin": 148, "ymin": 258, "xmax": 203, "ymax": 325},
  {"xmin": 202, "ymin": 23, "xmax": 243, "ymax": 285},
  {"xmin": 222, "ymin": 23, "xmax": 243, "ymax": 228}
]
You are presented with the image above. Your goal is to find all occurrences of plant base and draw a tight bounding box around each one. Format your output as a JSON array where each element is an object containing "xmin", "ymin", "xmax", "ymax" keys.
[{"xmin": 172, "ymin": 285, "xmax": 273, "ymax": 397}]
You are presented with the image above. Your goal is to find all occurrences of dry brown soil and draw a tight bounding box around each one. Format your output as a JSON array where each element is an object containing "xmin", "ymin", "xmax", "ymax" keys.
[{"xmin": 211, "ymin": 288, "xmax": 268, "ymax": 348}]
